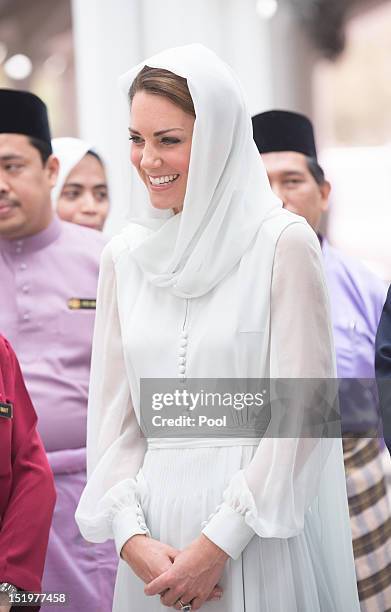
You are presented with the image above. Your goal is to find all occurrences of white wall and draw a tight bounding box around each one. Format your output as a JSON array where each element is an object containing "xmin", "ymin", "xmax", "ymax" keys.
[{"xmin": 321, "ymin": 145, "xmax": 391, "ymax": 281}]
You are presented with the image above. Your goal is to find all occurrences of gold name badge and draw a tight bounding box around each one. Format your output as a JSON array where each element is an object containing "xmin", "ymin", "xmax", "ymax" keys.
[
  {"xmin": 0, "ymin": 402, "xmax": 13, "ymax": 419},
  {"xmin": 68, "ymin": 298, "xmax": 97, "ymax": 310}
]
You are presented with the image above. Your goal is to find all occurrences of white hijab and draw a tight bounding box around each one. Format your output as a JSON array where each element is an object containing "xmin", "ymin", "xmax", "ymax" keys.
[
  {"xmin": 119, "ymin": 44, "xmax": 282, "ymax": 299},
  {"xmin": 51, "ymin": 137, "xmax": 92, "ymax": 206}
]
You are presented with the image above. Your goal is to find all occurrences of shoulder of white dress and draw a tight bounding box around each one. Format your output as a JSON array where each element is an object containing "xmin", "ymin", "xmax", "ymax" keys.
[
  {"xmin": 107, "ymin": 222, "xmax": 154, "ymax": 264},
  {"xmin": 106, "ymin": 235, "xmax": 127, "ymax": 264},
  {"xmin": 256, "ymin": 209, "xmax": 309, "ymax": 249},
  {"xmin": 277, "ymin": 218, "xmax": 317, "ymax": 245}
]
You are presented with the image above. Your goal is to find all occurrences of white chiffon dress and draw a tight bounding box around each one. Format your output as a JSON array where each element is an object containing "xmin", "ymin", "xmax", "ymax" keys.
[{"xmin": 76, "ymin": 213, "xmax": 360, "ymax": 611}]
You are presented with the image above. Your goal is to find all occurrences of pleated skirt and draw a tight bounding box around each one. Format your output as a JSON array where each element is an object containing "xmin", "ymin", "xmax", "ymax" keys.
[{"xmin": 113, "ymin": 443, "xmax": 357, "ymax": 611}]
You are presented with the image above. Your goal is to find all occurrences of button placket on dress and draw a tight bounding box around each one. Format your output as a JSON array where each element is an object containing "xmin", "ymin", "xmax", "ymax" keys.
[{"xmin": 178, "ymin": 300, "xmax": 189, "ymax": 382}]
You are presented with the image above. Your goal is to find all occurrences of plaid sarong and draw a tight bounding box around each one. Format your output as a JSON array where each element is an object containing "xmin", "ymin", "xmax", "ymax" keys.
[{"xmin": 343, "ymin": 437, "xmax": 391, "ymax": 611}]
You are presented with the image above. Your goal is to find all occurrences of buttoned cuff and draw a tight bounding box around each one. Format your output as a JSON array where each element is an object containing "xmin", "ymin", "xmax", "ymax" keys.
[
  {"xmin": 112, "ymin": 502, "xmax": 150, "ymax": 556},
  {"xmin": 202, "ymin": 502, "xmax": 254, "ymax": 560}
]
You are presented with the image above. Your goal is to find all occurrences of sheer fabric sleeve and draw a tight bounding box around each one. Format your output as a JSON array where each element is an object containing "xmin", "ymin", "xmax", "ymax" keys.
[
  {"xmin": 75, "ymin": 241, "xmax": 148, "ymax": 556},
  {"xmin": 202, "ymin": 222, "xmax": 338, "ymax": 559}
]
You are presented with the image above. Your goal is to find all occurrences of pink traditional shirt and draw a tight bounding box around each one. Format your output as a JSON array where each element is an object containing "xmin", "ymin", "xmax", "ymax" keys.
[{"xmin": 0, "ymin": 215, "xmax": 106, "ymax": 451}]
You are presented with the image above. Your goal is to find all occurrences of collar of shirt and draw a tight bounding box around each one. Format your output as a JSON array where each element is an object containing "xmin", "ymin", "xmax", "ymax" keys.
[{"xmin": 0, "ymin": 215, "xmax": 62, "ymax": 255}]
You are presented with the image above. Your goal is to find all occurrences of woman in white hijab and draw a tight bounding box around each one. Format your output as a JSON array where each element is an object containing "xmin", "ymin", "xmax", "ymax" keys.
[
  {"xmin": 52, "ymin": 137, "xmax": 109, "ymax": 231},
  {"xmin": 76, "ymin": 45, "xmax": 360, "ymax": 611}
]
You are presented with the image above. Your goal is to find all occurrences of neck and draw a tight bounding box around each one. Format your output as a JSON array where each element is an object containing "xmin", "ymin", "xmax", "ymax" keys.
[{"xmin": 7, "ymin": 208, "xmax": 54, "ymax": 241}]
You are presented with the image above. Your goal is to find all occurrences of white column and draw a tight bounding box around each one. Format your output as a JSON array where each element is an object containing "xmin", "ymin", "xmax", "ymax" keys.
[
  {"xmin": 71, "ymin": 0, "xmax": 143, "ymax": 235},
  {"xmin": 268, "ymin": 2, "xmax": 318, "ymax": 117}
]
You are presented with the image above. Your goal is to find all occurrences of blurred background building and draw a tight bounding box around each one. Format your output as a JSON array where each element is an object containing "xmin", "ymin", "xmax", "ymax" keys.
[{"xmin": 0, "ymin": 0, "xmax": 390, "ymax": 278}]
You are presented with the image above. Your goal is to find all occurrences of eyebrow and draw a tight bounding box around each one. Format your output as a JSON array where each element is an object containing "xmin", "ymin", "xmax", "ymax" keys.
[
  {"xmin": 128, "ymin": 127, "xmax": 184, "ymax": 137},
  {"xmin": 63, "ymin": 182, "xmax": 108, "ymax": 189},
  {"xmin": 0, "ymin": 154, "xmax": 25, "ymax": 162},
  {"xmin": 280, "ymin": 171, "xmax": 305, "ymax": 177}
]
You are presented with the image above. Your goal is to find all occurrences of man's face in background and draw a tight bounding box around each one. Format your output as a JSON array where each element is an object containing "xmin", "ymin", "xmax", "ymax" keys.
[
  {"xmin": 0, "ymin": 133, "xmax": 58, "ymax": 240},
  {"xmin": 261, "ymin": 150, "xmax": 330, "ymax": 232}
]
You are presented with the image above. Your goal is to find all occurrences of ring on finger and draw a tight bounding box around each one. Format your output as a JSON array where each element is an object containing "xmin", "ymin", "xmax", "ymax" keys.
[{"xmin": 177, "ymin": 599, "xmax": 192, "ymax": 611}]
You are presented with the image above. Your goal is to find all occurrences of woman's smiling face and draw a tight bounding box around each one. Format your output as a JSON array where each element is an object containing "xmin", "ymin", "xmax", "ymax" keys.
[{"xmin": 129, "ymin": 91, "xmax": 195, "ymax": 213}]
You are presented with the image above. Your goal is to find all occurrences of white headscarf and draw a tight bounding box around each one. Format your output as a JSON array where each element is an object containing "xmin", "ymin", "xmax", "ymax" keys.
[
  {"xmin": 119, "ymin": 44, "xmax": 282, "ymax": 298},
  {"xmin": 51, "ymin": 137, "xmax": 92, "ymax": 206}
]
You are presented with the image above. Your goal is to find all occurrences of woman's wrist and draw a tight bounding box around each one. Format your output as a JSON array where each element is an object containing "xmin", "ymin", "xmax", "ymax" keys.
[
  {"xmin": 120, "ymin": 533, "xmax": 148, "ymax": 561},
  {"xmin": 199, "ymin": 533, "xmax": 229, "ymax": 564}
]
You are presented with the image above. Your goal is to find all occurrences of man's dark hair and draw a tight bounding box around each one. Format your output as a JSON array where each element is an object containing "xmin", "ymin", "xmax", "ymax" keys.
[
  {"xmin": 306, "ymin": 156, "xmax": 326, "ymax": 186},
  {"xmin": 86, "ymin": 149, "xmax": 104, "ymax": 166},
  {"xmin": 28, "ymin": 136, "xmax": 52, "ymax": 164}
]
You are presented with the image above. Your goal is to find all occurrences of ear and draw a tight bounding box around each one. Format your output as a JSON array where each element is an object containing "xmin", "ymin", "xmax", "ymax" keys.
[
  {"xmin": 45, "ymin": 155, "xmax": 60, "ymax": 188},
  {"xmin": 319, "ymin": 180, "xmax": 331, "ymax": 213}
]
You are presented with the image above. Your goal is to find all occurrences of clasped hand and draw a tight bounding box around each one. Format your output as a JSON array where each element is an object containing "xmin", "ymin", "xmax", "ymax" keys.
[{"xmin": 122, "ymin": 533, "xmax": 228, "ymax": 609}]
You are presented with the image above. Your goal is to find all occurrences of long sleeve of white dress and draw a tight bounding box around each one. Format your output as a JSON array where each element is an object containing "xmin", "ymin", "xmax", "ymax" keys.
[
  {"xmin": 202, "ymin": 223, "xmax": 341, "ymax": 559},
  {"xmin": 75, "ymin": 240, "xmax": 149, "ymax": 556}
]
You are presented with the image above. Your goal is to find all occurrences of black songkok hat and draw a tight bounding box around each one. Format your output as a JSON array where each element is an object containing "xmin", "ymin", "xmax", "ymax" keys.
[
  {"xmin": 252, "ymin": 110, "xmax": 317, "ymax": 160},
  {"xmin": 0, "ymin": 89, "xmax": 52, "ymax": 152}
]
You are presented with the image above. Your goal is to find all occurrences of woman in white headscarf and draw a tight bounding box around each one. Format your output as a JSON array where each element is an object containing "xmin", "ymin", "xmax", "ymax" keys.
[
  {"xmin": 75, "ymin": 45, "xmax": 360, "ymax": 611},
  {"xmin": 52, "ymin": 137, "xmax": 109, "ymax": 231}
]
